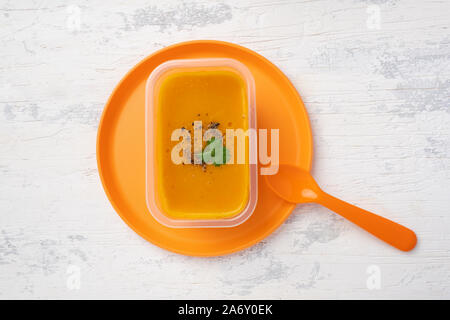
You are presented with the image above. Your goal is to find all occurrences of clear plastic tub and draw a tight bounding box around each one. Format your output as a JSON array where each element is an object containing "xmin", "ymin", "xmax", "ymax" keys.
[{"xmin": 145, "ymin": 58, "xmax": 257, "ymax": 228}]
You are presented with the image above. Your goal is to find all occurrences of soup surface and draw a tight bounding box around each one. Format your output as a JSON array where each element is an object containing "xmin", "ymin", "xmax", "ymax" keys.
[{"xmin": 155, "ymin": 69, "xmax": 249, "ymax": 219}]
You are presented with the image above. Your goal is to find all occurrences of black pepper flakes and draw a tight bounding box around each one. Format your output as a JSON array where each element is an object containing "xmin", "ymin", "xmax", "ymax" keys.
[{"xmin": 208, "ymin": 121, "xmax": 220, "ymax": 129}]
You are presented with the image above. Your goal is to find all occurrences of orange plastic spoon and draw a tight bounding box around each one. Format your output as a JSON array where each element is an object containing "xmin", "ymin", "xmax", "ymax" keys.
[{"xmin": 264, "ymin": 164, "xmax": 417, "ymax": 251}]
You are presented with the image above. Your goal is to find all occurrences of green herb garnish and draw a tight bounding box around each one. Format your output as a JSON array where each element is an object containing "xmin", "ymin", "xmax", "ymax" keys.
[{"xmin": 202, "ymin": 137, "xmax": 231, "ymax": 166}]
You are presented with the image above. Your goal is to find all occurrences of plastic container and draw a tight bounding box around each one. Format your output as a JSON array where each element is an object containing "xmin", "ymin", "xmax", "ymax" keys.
[{"xmin": 145, "ymin": 58, "xmax": 257, "ymax": 228}]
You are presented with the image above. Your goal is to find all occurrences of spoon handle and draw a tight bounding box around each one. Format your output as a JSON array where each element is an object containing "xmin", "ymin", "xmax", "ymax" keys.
[{"xmin": 316, "ymin": 191, "xmax": 417, "ymax": 251}]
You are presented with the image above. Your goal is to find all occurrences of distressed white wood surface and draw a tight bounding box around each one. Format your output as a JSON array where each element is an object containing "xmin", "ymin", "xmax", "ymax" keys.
[{"xmin": 1, "ymin": 0, "xmax": 449, "ymax": 299}]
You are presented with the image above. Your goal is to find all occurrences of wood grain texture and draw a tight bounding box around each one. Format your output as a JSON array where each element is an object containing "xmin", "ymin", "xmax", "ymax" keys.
[{"xmin": 0, "ymin": 0, "xmax": 449, "ymax": 299}]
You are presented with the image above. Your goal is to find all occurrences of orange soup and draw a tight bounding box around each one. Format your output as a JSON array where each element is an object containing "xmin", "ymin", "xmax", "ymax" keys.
[{"xmin": 155, "ymin": 69, "xmax": 249, "ymax": 220}]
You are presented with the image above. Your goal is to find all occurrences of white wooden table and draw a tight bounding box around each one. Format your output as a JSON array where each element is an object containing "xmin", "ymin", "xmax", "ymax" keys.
[{"xmin": 1, "ymin": 0, "xmax": 449, "ymax": 299}]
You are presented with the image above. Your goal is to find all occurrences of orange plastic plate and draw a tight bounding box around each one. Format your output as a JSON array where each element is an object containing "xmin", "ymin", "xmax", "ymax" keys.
[{"xmin": 97, "ymin": 40, "xmax": 313, "ymax": 256}]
